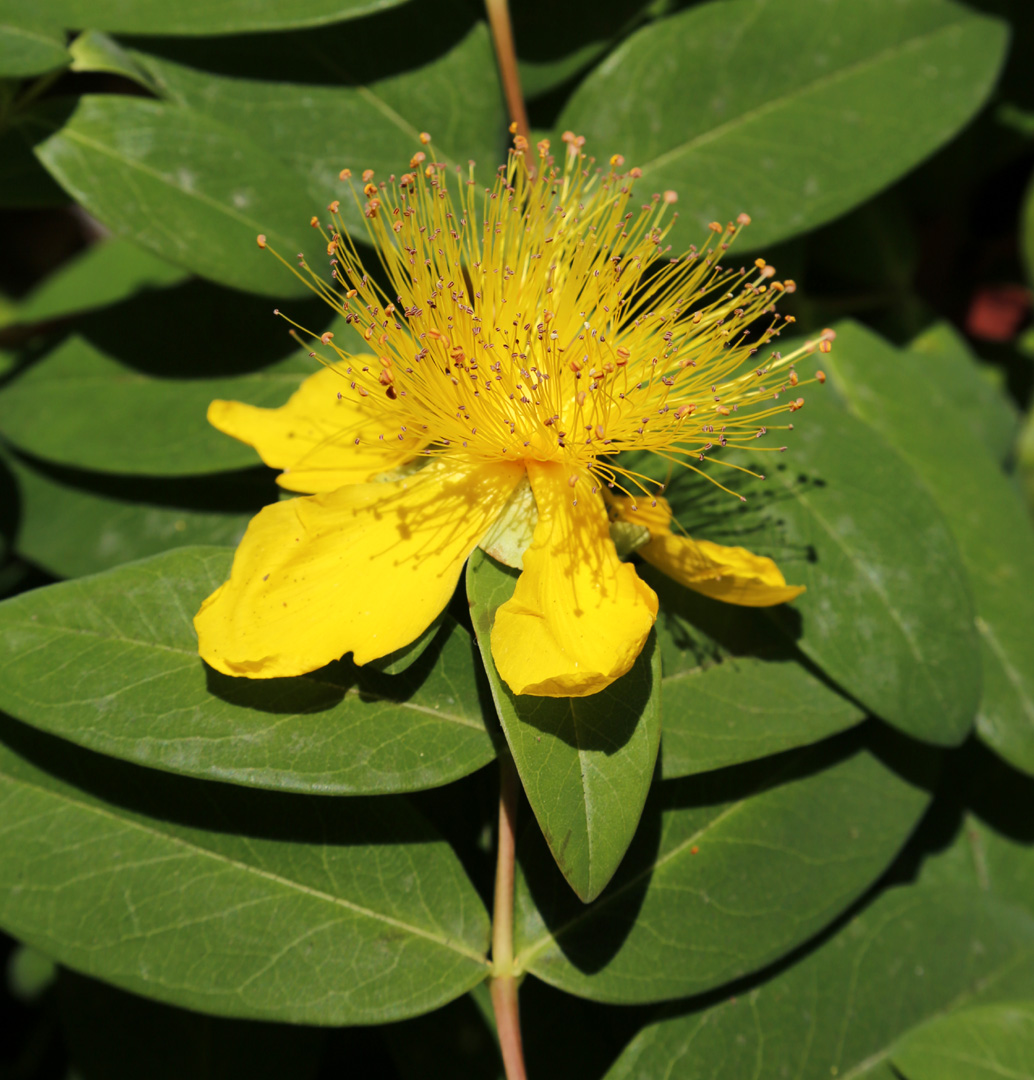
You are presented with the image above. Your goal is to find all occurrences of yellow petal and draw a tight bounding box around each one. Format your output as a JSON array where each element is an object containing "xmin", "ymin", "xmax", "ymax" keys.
[
  {"xmin": 613, "ymin": 496, "xmax": 805, "ymax": 607},
  {"xmin": 207, "ymin": 362, "xmax": 425, "ymax": 493},
  {"xmin": 491, "ymin": 462, "xmax": 658, "ymax": 698},
  {"xmin": 195, "ymin": 459, "xmax": 524, "ymax": 677}
]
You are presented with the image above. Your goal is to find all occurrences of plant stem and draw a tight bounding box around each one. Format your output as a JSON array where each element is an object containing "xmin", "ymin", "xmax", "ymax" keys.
[
  {"xmin": 484, "ymin": 0, "xmax": 531, "ymax": 150},
  {"xmin": 490, "ymin": 751, "xmax": 527, "ymax": 1080}
]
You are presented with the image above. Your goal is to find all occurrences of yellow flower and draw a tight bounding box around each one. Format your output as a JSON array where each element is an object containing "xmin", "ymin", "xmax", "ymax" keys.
[{"xmin": 195, "ymin": 132, "xmax": 831, "ymax": 697}]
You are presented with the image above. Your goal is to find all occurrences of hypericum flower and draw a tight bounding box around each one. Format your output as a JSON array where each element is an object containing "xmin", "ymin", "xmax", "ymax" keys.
[{"xmin": 195, "ymin": 131, "xmax": 832, "ymax": 697}]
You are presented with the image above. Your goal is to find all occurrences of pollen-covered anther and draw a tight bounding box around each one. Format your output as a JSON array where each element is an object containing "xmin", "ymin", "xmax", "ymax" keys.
[
  {"xmin": 675, "ymin": 404, "xmax": 696, "ymax": 420},
  {"xmin": 816, "ymin": 370, "xmax": 827, "ymax": 384},
  {"xmin": 327, "ymin": 200, "xmax": 340, "ymax": 213},
  {"xmin": 339, "ymin": 168, "xmax": 352, "ymax": 180},
  {"xmin": 789, "ymin": 370, "xmax": 799, "ymax": 386},
  {"xmin": 615, "ymin": 347, "xmax": 630, "ymax": 365},
  {"xmin": 309, "ymin": 216, "xmax": 319, "ymax": 227},
  {"xmin": 419, "ymin": 132, "xmax": 432, "ymax": 144},
  {"xmin": 320, "ymin": 332, "xmax": 334, "ymax": 344},
  {"xmin": 663, "ymin": 190, "xmax": 678, "ymax": 204},
  {"xmin": 789, "ymin": 397, "xmax": 805, "ymax": 412},
  {"xmin": 709, "ymin": 222, "xmax": 723, "ymax": 233},
  {"xmin": 610, "ymin": 154, "xmax": 625, "ymax": 167},
  {"xmin": 361, "ymin": 169, "xmax": 374, "ymax": 183},
  {"xmin": 737, "ymin": 213, "xmax": 751, "ymax": 225},
  {"xmin": 410, "ymin": 151, "xmax": 426, "ymax": 168},
  {"xmin": 568, "ymin": 474, "xmax": 578, "ymax": 487},
  {"xmin": 363, "ymin": 183, "xmax": 378, "ymax": 197},
  {"xmin": 256, "ymin": 234, "xmax": 267, "ymax": 248}
]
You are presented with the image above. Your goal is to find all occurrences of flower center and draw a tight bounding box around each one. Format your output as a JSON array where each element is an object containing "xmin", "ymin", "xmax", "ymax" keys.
[{"xmin": 262, "ymin": 132, "xmax": 830, "ymax": 501}]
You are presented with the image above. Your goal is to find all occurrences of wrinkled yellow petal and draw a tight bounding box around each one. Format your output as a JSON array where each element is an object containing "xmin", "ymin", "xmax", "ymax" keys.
[
  {"xmin": 491, "ymin": 462, "xmax": 658, "ymax": 698},
  {"xmin": 207, "ymin": 362, "xmax": 425, "ymax": 493},
  {"xmin": 612, "ymin": 496, "xmax": 805, "ymax": 607},
  {"xmin": 195, "ymin": 459, "xmax": 524, "ymax": 677}
]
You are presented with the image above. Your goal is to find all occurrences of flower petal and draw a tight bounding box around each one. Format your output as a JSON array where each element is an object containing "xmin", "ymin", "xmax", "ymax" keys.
[
  {"xmin": 207, "ymin": 363, "xmax": 425, "ymax": 493},
  {"xmin": 195, "ymin": 459, "xmax": 524, "ymax": 677},
  {"xmin": 613, "ymin": 496, "xmax": 805, "ymax": 607},
  {"xmin": 491, "ymin": 462, "xmax": 658, "ymax": 698}
]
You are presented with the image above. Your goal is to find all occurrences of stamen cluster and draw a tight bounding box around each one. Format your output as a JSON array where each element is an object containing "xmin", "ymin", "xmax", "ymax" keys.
[{"xmin": 259, "ymin": 131, "xmax": 831, "ymax": 501}]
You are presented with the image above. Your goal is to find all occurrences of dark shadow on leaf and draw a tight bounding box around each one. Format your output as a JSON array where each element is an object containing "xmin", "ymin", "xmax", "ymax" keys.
[
  {"xmin": 202, "ymin": 615, "xmax": 455, "ymax": 716},
  {"xmin": 6, "ymin": 447, "xmax": 278, "ymax": 514},
  {"xmin": 123, "ymin": 0, "xmax": 478, "ymax": 87},
  {"xmin": 76, "ymin": 277, "xmax": 331, "ymax": 378},
  {"xmin": 0, "ymin": 710, "xmax": 438, "ymax": 847},
  {"xmin": 509, "ymin": 631, "xmax": 656, "ymax": 754}
]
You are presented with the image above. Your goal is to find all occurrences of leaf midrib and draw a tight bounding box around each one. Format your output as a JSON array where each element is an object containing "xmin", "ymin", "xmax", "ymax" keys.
[
  {"xmin": 638, "ymin": 11, "xmax": 973, "ymax": 175},
  {"xmin": 1, "ymin": 619, "xmax": 484, "ymax": 730},
  {"xmin": 0, "ymin": 766, "xmax": 489, "ymax": 964}
]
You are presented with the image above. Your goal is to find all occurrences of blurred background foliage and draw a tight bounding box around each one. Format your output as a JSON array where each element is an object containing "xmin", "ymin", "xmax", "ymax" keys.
[{"xmin": 2, "ymin": 0, "xmax": 1034, "ymax": 1076}]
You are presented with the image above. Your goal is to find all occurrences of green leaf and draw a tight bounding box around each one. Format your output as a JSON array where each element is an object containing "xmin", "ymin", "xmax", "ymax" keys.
[
  {"xmin": 6, "ymin": 0, "xmax": 407, "ymax": 35},
  {"xmin": 122, "ymin": 14, "xmax": 504, "ymax": 239},
  {"xmin": 0, "ymin": 717, "xmax": 490, "ymax": 1022},
  {"xmin": 908, "ymin": 320, "xmax": 1020, "ymax": 464},
  {"xmin": 3, "ymin": 449, "xmax": 263, "ymax": 578},
  {"xmin": 29, "ymin": 96, "xmax": 318, "ymax": 296},
  {"xmin": 0, "ymin": 18, "xmax": 68, "ymax": 77},
  {"xmin": 0, "ymin": 334, "xmax": 314, "ymax": 475},
  {"xmin": 559, "ymin": 0, "xmax": 1008, "ymax": 250},
  {"xmin": 57, "ymin": 969, "xmax": 327, "ymax": 1080},
  {"xmin": 514, "ymin": 729, "xmax": 930, "ymax": 1002},
  {"xmin": 648, "ymin": 568, "xmax": 865, "ymax": 777},
  {"xmin": 665, "ymin": 388, "xmax": 981, "ymax": 746},
  {"xmin": 467, "ymin": 549, "xmax": 661, "ymax": 903},
  {"xmin": 826, "ymin": 321, "xmax": 1034, "ymax": 775},
  {"xmin": 892, "ymin": 1000, "xmax": 1034, "ymax": 1080},
  {"xmin": 68, "ymin": 29, "xmax": 159, "ymax": 90},
  {"xmin": 0, "ymin": 546, "xmax": 497, "ymax": 794},
  {"xmin": 603, "ymin": 881, "xmax": 1034, "ymax": 1079},
  {"xmin": 1, "ymin": 237, "xmax": 188, "ymax": 328}
]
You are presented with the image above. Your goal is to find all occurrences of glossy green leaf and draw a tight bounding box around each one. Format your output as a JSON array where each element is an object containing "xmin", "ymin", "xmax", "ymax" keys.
[
  {"xmin": 67, "ymin": 28, "xmax": 159, "ymax": 89},
  {"xmin": 892, "ymin": 1001, "xmax": 1034, "ymax": 1080},
  {"xmin": 648, "ymin": 568, "xmax": 865, "ymax": 777},
  {"xmin": 665, "ymin": 388, "xmax": 981, "ymax": 746},
  {"xmin": 122, "ymin": 13, "xmax": 504, "ymax": 238},
  {"xmin": 514, "ymin": 730, "xmax": 930, "ymax": 1002},
  {"xmin": 0, "ymin": 18, "xmax": 67, "ymax": 77},
  {"xmin": 826, "ymin": 321, "xmax": 1034, "ymax": 775},
  {"xmin": 1, "ymin": 237, "xmax": 188, "ymax": 328},
  {"xmin": 603, "ymin": 881, "xmax": 1034, "ymax": 1079},
  {"xmin": 908, "ymin": 321, "xmax": 1019, "ymax": 464},
  {"xmin": 28, "ymin": 96, "xmax": 317, "ymax": 296},
  {"xmin": 0, "ymin": 546, "xmax": 497, "ymax": 793},
  {"xmin": 467, "ymin": 549, "xmax": 661, "ymax": 903},
  {"xmin": 0, "ymin": 717, "xmax": 490, "ymax": 1022},
  {"xmin": 3, "ymin": 449, "xmax": 263, "ymax": 578},
  {"xmin": 57, "ymin": 969, "xmax": 326, "ymax": 1080},
  {"xmin": 0, "ymin": 334, "xmax": 313, "ymax": 475},
  {"xmin": 560, "ymin": 0, "xmax": 1008, "ymax": 250},
  {"xmin": 5, "ymin": 0, "xmax": 406, "ymax": 34}
]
